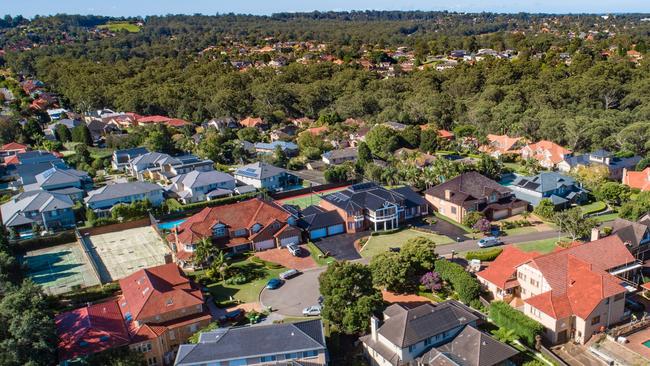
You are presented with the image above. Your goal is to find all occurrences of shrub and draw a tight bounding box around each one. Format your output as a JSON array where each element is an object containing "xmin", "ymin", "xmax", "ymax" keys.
[
  {"xmin": 463, "ymin": 211, "xmax": 484, "ymax": 228},
  {"xmin": 602, "ymin": 226, "xmax": 613, "ymax": 236},
  {"xmin": 465, "ymin": 248, "xmax": 503, "ymax": 261},
  {"xmin": 225, "ymin": 274, "xmax": 249, "ymax": 285},
  {"xmin": 434, "ymin": 259, "xmax": 481, "ymax": 304},
  {"xmin": 489, "ymin": 301, "xmax": 544, "ymax": 346}
]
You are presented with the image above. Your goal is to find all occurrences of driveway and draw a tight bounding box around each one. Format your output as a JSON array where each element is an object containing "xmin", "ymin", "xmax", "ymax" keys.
[
  {"xmin": 254, "ymin": 246, "xmax": 317, "ymax": 270},
  {"xmin": 313, "ymin": 232, "xmax": 364, "ymax": 261},
  {"xmin": 411, "ymin": 218, "xmax": 469, "ymax": 241},
  {"xmin": 260, "ymin": 267, "xmax": 325, "ymax": 316}
]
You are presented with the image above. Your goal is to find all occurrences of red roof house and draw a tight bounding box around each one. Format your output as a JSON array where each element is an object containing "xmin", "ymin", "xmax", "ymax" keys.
[
  {"xmin": 477, "ymin": 246, "xmax": 539, "ymax": 300},
  {"xmin": 521, "ymin": 140, "xmax": 572, "ymax": 169},
  {"xmin": 0, "ymin": 142, "xmax": 28, "ymax": 156},
  {"xmin": 240, "ymin": 116, "xmax": 266, "ymax": 129},
  {"xmin": 622, "ymin": 167, "xmax": 650, "ymax": 192}
]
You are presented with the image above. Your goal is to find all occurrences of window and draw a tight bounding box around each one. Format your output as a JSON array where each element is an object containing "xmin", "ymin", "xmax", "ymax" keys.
[
  {"xmin": 302, "ymin": 350, "xmax": 318, "ymax": 358},
  {"xmin": 147, "ymin": 357, "xmax": 157, "ymax": 366},
  {"xmin": 284, "ymin": 353, "xmax": 298, "ymax": 359},
  {"xmin": 591, "ymin": 316, "xmax": 600, "ymax": 325},
  {"xmin": 260, "ymin": 355, "xmax": 277, "ymax": 362},
  {"xmin": 450, "ymin": 206, "xmax": 457, "ymax": 214},
  {"xmin": 229, "ymin": 360, "xmax": 246, "ymax": 366},
  {"xmin": 424, "ymin": 337, "xmax": 432, "ymax": 346},
  {"xmin": 213, "ymin": 224, "xmax": 226, "ymax": 237},
  {"xmin": 252, "ymin": 223, "xmax": 262, "ymax": 233},
  {"xmin": 408, "ymin": 344, "xmax": 416, "ymax": 352}
]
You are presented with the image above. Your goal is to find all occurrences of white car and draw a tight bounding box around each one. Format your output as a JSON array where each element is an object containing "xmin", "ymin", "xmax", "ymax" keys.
[
  {"xmin": 302, "ymin": 305, "xmax": 322, "ymax": 316},
  {"xmin": 287, "ymin": 244, "xmax": 301, "ymax": 256},
  {"xmin": 477, "ymin": 236, "xmax": 502, "ymax": 248},
  {"xmin": 280, "ymin": 269, "xmax": 300, "ymax": 280}
]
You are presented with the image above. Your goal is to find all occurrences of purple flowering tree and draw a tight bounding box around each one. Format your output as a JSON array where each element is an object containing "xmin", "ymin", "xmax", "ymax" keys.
[
  {"xmin": 473, "ymin": 218, "xmax": 491, "ymax": 233},
  {"xmin": 420, "ymin": 271, "xmax": 442, "ymax": 292}
]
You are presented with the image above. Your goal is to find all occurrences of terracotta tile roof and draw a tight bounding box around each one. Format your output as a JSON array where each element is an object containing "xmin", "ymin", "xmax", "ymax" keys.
[
  {"xmin": 523, "ymin": 140, "xmax": 572, "ymax": 165},
  {"xmin": 523, "ymin": 236, "xmax": 633, "ymax": 320},
  {"xmin": 477, "ymin": 246, "xmax": 539, "ymax": 289},
  {"xmin": 302, "ymin": 126, "xmax": 328, "ymax": 136},
  {"xmin": 118, "ymin": 263, "xmax": 204, "ymax": 322},
  {"xmin": 622, "ymin": 168, "xmax": 650, "ymax": 191},
  {"xmin": 480, "ymin": 134, "xmax": 523, "ymax": 155},
  {"xmin": 166, "ymin": 118, "xmax": 190, "ymax": 127},
  {"xmin": 56, "ymin": 300, "xmax": 130, "ymax": 361},
  {"xmin": 0, "ymin": 142, "xmax": 28, "ymax": 151},
  {"xmin": 437, "ymin": 129, "xmax": 454, "ymax": 139},
  {"xmin": 240, "ymin": 117, "xmax": 265, "ymax": 128},
  {"xmin": 137, "ymin": 115, "xmax": 170, "ymax": 124}
]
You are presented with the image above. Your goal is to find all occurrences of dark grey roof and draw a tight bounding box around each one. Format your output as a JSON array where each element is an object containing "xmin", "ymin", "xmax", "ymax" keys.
[
  {"xmin": 322, "ymin": 182, "xmax": 423, "ymax": 212},
  {"xmin": 113, "ymin": 147, "xmax": 149, "ymax": 158},
  {"xmin": 322, "ymin": 148, "xmax": 357, "ymax": 160},
  {"xmin": 420, "ymin": 326, "xmax": 519, "ymax": 366},
  {"xmin": 1, "ymin": 190, "xmax": 74, "ymax": 226},
  {"xmin": 424, "ymin": 172, "xmax": 511, "ymax": 206},
  {"xmin": 378, "ymin": 301, "xmax": 478, "ymax": 348},
  {"xmin": 299, "ymin": 206, "xmax": 345, "ymax": 231},
  {"xmin": 85, "ymin": 182, "xmax": 163, "ymax": 203},
  {"xmin": 611, "ymin": 218, "xmax": 650, "ymax": 250},
  {"xmin": 174, "ymin": 319, "xmax": 326, "ymax": 365},
  {"xmin": 511, "ymin": 172, "xmax": 578, "ymax": 194},
  {"xmin": 392, "ymin": 186, "xmax": 427, "ymax": 207},
  {"xmin": 13, "ymin": 160, "xmax": 68, "ymax": 185}
]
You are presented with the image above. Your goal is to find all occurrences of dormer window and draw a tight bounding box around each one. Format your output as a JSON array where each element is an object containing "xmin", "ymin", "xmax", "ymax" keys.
[
  {"xmin": 184, "ymin": 244, "xmax": 196, "ymax": 252},
  {"xmin": 252, "ymin": 223, "xmax": 262, "ymax": 233},
  {"xmin": 212, "ymin": 223, "xmax": 226, "ymax": 238},
  {"xmin": 288, "ymin": 217, "xmax": 296, "ymax": 226}
]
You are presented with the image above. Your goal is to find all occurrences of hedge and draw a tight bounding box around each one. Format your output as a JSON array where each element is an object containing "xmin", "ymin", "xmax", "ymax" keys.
[
  {"xmin": 489, "ymin": 301, "xmax": 544, "ymax": 346},
  {"xmin": 466, "ymin": 248, "xmax": 503, "ymax": 261},
  {"xmin": 434, "ymin": 259, "xmax": 481, "ymax": 304},
  {"xmin": 174, "ymin": 192, "xmax": 259, "ymax": 211},
  {"xmin": 14, "ymin": 230, "xmax": 77, "ymax": 253}
]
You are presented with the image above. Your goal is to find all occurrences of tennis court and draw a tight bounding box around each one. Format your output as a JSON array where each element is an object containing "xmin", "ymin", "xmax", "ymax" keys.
[
  {"xmin": 22, "ymin": 242, "xmax": 101, "ymax": 295},
  {"xmin": 279, "ymin": 186, "xmax": 348, "ymax": 209},
  {"xmin": 86, "ymin": 226, "xmax": 172, "ymax": 282}
]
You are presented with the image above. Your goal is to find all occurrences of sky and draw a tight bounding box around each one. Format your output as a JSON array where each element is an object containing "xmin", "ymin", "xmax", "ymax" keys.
[{"xmin": 3, "ymin": 0, "xmax": 650, "ymax": 18}]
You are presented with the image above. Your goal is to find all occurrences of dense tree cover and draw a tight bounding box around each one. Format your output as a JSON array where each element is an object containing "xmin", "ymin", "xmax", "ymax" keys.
[
  {"xmin": 434, "ymin": 259, "xmax": 481, "ymax": 304},
  {"xmin": 489, "ymin": 301, "xmax": 544, "ymax": 347},
  {"xmin": 370, "ymin": 236, "xmax": 438, "ymax": 293}
]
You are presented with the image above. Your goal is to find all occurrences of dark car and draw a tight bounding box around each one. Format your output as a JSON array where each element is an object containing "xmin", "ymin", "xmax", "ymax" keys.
[{"xmin": 266, "ymin": 278, "xmax": 283, "ymax": 289}]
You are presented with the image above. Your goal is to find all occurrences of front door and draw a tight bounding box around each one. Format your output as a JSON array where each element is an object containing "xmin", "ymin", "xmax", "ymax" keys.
[{"xmin": 557, "ymin": 329, "xmax": 568, "ymax": 344}]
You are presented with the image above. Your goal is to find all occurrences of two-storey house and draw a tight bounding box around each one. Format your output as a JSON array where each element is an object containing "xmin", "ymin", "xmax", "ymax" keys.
[
  {"xmin": 520, "ymin": 140, "xmax": 572, "ymax": 169},
  {"xmin": 127, "ymin": 152, "xmax": 214, "ymax": 182},
  {"xmin": 424, "ymin": 172, "xmax": 527, "ymax": 223},
  {"xmin": 322, "ymin": 147, "xmax": 358, "ymax": 165},
  {"xmin": 508, "ymin": 172, "xmax": 588, "ymax": 208},
  {"xmin": 112, "ymin": 147, "xmax": 149, "ymax": 170},
  {"xmin": 611, "ymin": 215, "xmax": 650, "ymax": 260},
  {"xmin": 23, "ymin": 166, "xmax": 93, "ymax": 201},
  {"xmin": 174, "ymin": 319, "xmax": 328, "ymax": 366},
  {"xmin": 168, "ymin": 198, "xmax": 302, "ymax": 268},
  {"xmin": 558, "ymin": 149, "xmax": 642, "ymax": 180},
  {"xmin": 479, "ymin": 134, "xmax": 525, "ymax": 158},
  {"xmin": 622, "ymin": 167, "xmax": 650, "ymax": 192},
  {"xmin": 166, "ymin": 170, "xmax": 236, "ymax": 204},
  {"xmin": 1, "ymin": 190, "xmax": 76, "ymax": 234},
  {"xmin": 85, "ymin": 182, "xmax": 165, "ymax": 217},
  {"xmin": 233, "ymin": 162, "xmax": 301, "ymax": 191},
  {"xmin": 319, "ymin": 182, "xmax": 428, "ymax": 233}
]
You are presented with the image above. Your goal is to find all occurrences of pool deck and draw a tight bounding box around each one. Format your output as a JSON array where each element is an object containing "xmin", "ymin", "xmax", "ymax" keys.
[{"xmin": 623, "ymin": 325, "xmax": 650, "ymax": 359}]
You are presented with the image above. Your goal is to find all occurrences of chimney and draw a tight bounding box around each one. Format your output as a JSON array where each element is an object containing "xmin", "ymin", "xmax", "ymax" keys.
[
  {"xmin": 590, "ymin": 227, "xmax": 600, "ymax": 242},
  {"xmin": 444, "ymin": 189, "xmax": 452, "ymax": 200},
  {"xmin": 370, "ymin": 316, "xmax": 380, "ymax": 342}
]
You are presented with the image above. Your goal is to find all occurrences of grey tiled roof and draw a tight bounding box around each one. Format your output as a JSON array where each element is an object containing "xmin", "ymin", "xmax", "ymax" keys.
[
  {"xmin": 174, "ymin": 319, "xmax": 326, "ymax": 365},
  {"xmin": 234, "ymin": 162, "xmax": 286, "ymax": 180},
  {"xmin": 169, "ymin": 170, "xmax": 235, "ymax": 189},
  {"xmin": 321, "ymin": 182, "xmax": 422, "ymax": 212},
  {"xmin": 1, "ymin": 190, "xmax": 74, "ymax": 226},
  {"xmin": 85, "ymin": 182, "xmax": 163, "ymax": 203}
]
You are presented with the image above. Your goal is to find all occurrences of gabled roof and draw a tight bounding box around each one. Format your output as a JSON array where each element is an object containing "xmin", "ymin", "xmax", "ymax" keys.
[
  {"xmin": 298, "ymin": 206, "xmax": 345, "ymax": 231},
  {"xmin": 323, "ymin": 147, "xmax": 357, "ymax": 160},
  {"xmin": 56, "ymin": 300, "xmax": 130, "ymax": 361},
  {"xmin": 85, "ymin": 182, "xmax": 163, "ymax": 203},
  {"xmin": 321, "ymin": 182, "xmax": 414, "ymax": 212},
  {"xmin": 169, "ymin": 170, "xmax": 235, "ymax": 190},
  {"xmin": 424, "ymin": 172, "xmax": 511, "ymax": 206},
  {"xmin": 118, "ymin": 263, "xmax": 204, "ymax": 321},
  {"xmin": 234, "ymin": 162, "xmax": 286, "ymax": 180},
  {"xmin": 480, "ymin": 134, "xmax": 523, "ymax": 155},
  {"xmin": 622, "ymin": 168, "xmax": 650, "ymax": 191},
  {"xmin": 1, "ymin": 190, "xmax": 74, "ymax": 226},
  {"xmin": 477, "ymin": 246, "xmax": 539, "ymax": 289},
  {"xmin": 174, "ymin": 319, "xmax": 326, "ymax": 365},
  {"xmin": 0, "ymin": 142, "xmax": 28, "ymax": 151},
  {"xmin": 511, "ymin": 172, "xmax": 580, "ymax": 194},
  {"xmin": 240, "ymin": 116, "xmax": 265, "ymax": 128},
  {"xmin": 33, "ymin": 167, "xmax": 90, "ymax": 187},
  {"xmin": 523, "ymin": 140, "xmax": 572, "ymax": 164},
  {"xmin": 611, "ymin": 218, "xmax": 650, "ymax": 249}
]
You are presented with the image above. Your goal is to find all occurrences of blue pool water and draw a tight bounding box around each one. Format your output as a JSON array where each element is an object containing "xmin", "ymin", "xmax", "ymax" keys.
[{"xmin": 158, "ymin": 219, "xmax": 188, "ymax": 230}]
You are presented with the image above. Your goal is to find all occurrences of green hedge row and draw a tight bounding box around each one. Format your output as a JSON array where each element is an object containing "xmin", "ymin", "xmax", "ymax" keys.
[
  {"xmin": 174, "ymin": 192, "xmax": 259, "ymax": 211},
  {"xmin": 466, "ymin": 248, "xmax": 503, "ymax": 261},
  {"xmin": 489, "ymin": 301, "xmax": 544, "ymax": 346},
  {"xmin": 434, "ymin": 259, "xmax": 481, "ymax": 304}
]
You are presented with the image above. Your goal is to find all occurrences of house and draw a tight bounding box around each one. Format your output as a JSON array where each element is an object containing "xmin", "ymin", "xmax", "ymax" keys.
[
  {"xmin": 168, "ymin": 198, "xmax": 302, "ymax": 267},
  {"xmin": 86, "ymin": 119, "xmax": 120, "ymax": 143},
  {"xmin": 322, "ymin": 147, "xmax": 357, "ymax": 165},
  {"xmin": 205, "ymin": 117, "xmax": 240, "ymax": 132},
  {"xmin": 622, "ymin": 167, "xmax": 650, "ymax": 191},
  {"xmin": 291, "ymin": 117, "xmax": 314, "ymax": 127},
  {"xmin": 349, "ymin": 126, "xmax": 370, "ymax": 147},
  {"xmin": 127, "ymin": 152, "xmax": 214, "ymax": 182},
  {"xmin": 610, "ymin": 215, "xmax": 650, "ymax": 260},
  {"xmin": 558, "ymin": 150, "xmax": 642, "ymax": 180},
  {"xmin": 55, "ymin": 263, "xmax": 211, "ymax": 365},
  {"xmin": 384, "ymin": 121, "xmax": 408, "ymax": 132},
  {"xmin": 167, "ymin": 170, "xmax": 236, "ymax": 204},
  {"xmin": 85, "ymin": 182, "xmax": 165, "ymax": 216},
  {"xmin": 47, "ymin": 108, "xmax": 68, "ymax": 120},
  {"xmin": 0, "ymin": 142, "xmax": 28, "ymax": 157},
  {"xmin": 301, "ymin": 126, "xmax": 329, "ymax": 137},
  {"xmin": 319, "ymin": 183, "xmax": 428, "ymax": 233},
  {"xmin": 424, "ymin": 172, "xmax": 528, "ymax": 223},
  {"xmin": 4, "ymin": 150, "xmax": 63, "ymax": 167},
  {"xmin": 1, "ymin": 190, "xmax": 75, "ymax": 234},
  {"xmin": 270, "ymin": 125, "xmax": 299, "ymax": 141},
  {"xmin": 174, "ymin": 319, "xmax": 328, "ymax": 366},
  {"xmin": 480, "ymin": 236, "xmax": 639, "ymax": 344},
  {"xmin": 253, "ymin": 141, "xmax": 299, "ymax": 156},
  {"xmin": 5, "ymin": 159, "xmax": 69, "ymax": 189},
  {"xmin": 233, "ymin": 162, "xmax": 301, "ymax": 191},
  {"xmin": 360, "ymin": 301, "xmax": 517, "ymax": 366},
  {"xmin": 295, "ymin": 205, "xmax": 346, "ymax": 240},
  {"xmin": 520, "ymin": 140, "xmax": 572, "ymax": 169},
  {"xmin": 437, "ymin": 129, "xmax": 454, "ymax": 141},
  {"xmin": 136, "ymin": 115, "xmax": 190, "ymax": 128},
  {"xmin": 479, "ymin": 134, "xmax": 524, "ymax": 158},
  {"xmin": 112, "ymin": 147, "xmax": 149, "ymax": 170},
  {"xmin": 477, "ymin": 246, "xmax": 540, "ymax": 301},
  {"xmin": 240, "ymin": 116, "xmax": 267, "ymax": 129},
  {"xmin": 508, "ymin": 172, "xmax": 588, "ymax": 208},
  {"xmin": 23, "ymin": 166, "xmax": 93, "ymax": 200}
]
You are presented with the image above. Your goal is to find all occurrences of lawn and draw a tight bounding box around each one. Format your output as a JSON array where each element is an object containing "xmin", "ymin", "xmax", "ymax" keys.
[
  {"xmin": 306, "ymin": 241, "xmax": 335, "ymax": 266},
  {"xmin": 579, "ymin": 201, "xmax": 607, "ymax": 215},
  {"xmin": 206, "ymin": 260, "xmax": 286, "ymax": 306},
  {"xmin": 502, "ymin": 225, "xmax": 539, "ymax": 236},
  {"xmin": 360, "ymin": 229, "xmax": 454, "ymax": 258},
  {"xmin": 515, "ymin": 237, "xmax": 570, "ymax": 254},
  {"xmin": 98, "ymin": 22, "xmax": 141, "ymax": 32},
  {"xmin": 591, "ymin": 212, "xmax": 620, "ymax": 223}
]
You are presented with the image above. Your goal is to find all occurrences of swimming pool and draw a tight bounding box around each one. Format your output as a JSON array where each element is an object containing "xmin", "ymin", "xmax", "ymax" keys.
[
  {"xmin": 642, "ymin": 339, "xmax": 650, "ymax": 348},
  {"xmin": 158, "ymin": 219, "xmax": 188, "ymax": 230}
]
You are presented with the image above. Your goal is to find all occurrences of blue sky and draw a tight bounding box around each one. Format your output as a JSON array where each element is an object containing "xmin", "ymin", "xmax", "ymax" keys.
[{"xmin": 3, "ymin": 0, "xmax": 650, "ymax": 18}]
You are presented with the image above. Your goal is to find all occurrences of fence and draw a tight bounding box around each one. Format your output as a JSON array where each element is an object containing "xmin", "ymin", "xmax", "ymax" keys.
[
  {"xmin": 13, "ymin": 230, "xmax": 77, "ymax": 253},
  {"xmin": 539, "ymin": 345, "xmax": 569, "ymax": 366},
  {"xmin": 75, "ymin": 229, "xmax": 106, "ymax": 285},
  {"xmin": 78, "ymin": 217, "xmax": 151, "ymax": 236},
  {"xmin": 269, "ymin": 180, "xmax": 355, "ymax": 200}
]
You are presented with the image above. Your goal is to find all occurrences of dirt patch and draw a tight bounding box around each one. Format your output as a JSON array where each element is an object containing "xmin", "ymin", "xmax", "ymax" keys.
[{"xmin": 382, "ymin": 290, "xmax": 433, "ymax": 307}]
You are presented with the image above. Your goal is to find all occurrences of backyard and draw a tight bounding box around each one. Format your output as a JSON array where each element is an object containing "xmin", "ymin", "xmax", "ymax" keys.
[
  {"xmin": 515, "ymin": 236, "xmax": 571, "ymax": 253},
  {"xmin": 360, "ymin": 229, "xmax": 454, "ymax": 258}
]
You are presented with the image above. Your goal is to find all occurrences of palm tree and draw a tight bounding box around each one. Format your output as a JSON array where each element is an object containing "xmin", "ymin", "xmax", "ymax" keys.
[
  {"xmin": 193, "ymin": 237, "xmax": 217, "ymax": 268},
  {"xmin": 209, "ymin": 250, "xmax": 230, "ymax": 282}
]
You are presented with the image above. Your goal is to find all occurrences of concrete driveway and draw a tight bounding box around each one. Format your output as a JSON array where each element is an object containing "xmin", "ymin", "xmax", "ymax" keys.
[
  {"xmin": 260, "ymin": 267, "xmax": 325, "ymax": 316},
  {"xmin": 254, "ymin": 246, "xmax": 317, "ymax": 270},
  {"xmin": 313, "ymin": 232, "xmax": 364, "ymax": 261}
]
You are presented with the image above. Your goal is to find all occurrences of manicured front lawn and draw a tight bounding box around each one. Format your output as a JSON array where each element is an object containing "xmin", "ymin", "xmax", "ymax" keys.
[
  {"xmin": 580, "ymin": 201, "xmax": 607, "ymax": 215},
  {"xmin": 432, "ymin": 212, "xmax": 472, "ymax": 232},
  {"xmin": 502, "ymin": 225, "xmax": 539, "ymax": 236},
  {"xmin": 306, "ymin": 241, "xmax": 335, "ymax": 266},
  {"xmin": 206, "ymin": 260, "xmax": 286, "ymax": 306},
  {"xmin": 591, "ymin": 212, "xmax": 620, "ymax": 223},
  {"xmin": 515, "ymin": 237, "xmax": 570, "ymax": 254},
  {"xmin": 360, "ymin": 229, "xmax": 454, "ymax": 258}
]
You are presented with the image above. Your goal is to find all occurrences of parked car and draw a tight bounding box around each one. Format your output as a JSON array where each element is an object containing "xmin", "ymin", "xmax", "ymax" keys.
[
  {"xmin": 266, "ymin": 278, "xmax": 284, "ymax": 289},
  {"xmin": 302, "ymin": 305, "xmax": 322, "ymax": 316},
  {"xmin": 280, "ymin": 269, "xmax": 301, "ymax": 280},
  {"xmin": 287, "ymin": 244, "xmax": 301, "ymax": 256},
  {"xmin": 477, "ymin": 236, "xmax": 502, "ymax": 248}
]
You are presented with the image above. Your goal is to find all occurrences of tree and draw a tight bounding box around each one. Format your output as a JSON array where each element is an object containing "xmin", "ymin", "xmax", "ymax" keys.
[
  {"xmin": 400, "ymin": 125, "xmax": 421, "ymax": 148},
  {"xmin": 370, "ymin": 252, "xmax": 411, "ymax": 293},
  {"xmin": 400, "ymin": 237, "xmax": 438, "ymax": 274},
  {"xmin": 83, "ymin": 346, "xmax": 145, "ymax": 366},
  {"xmin": 419, "ymin": 271, "xmax": 442, "ymax": 292},
  {"xmin": 236, "ymin": 127, "xmax": 261, "ymax": 142},
  {"xmin": 473, "ymin": 218, "xmax": 491, "ymax": 233},
  {"xmin": 619, "ymin": 191, "xmax": 650, "ymax": 221},
  {"xmin": 594, "ymin": 182, "xmax": 631, "ymax": 206},
  {"xmin": 357, "ymin": 141, "xmax": 372, "ymax": 166},
  {"xmin": 491, "ymin": 327, "xmax": 518, "ymax": 343},
  {"xmin": 206, "ymin": 250, "xmax": 229, "ymax": 282},
  {"xmin": 324, "ymin": 164, "xmax": 351, "ymax": 183},
  {"xmin": 86, "ymin": 208, "xmax": 97, "ymax": 226},
  {"xmin": 533, "ymin": 199, "xmax": 555, "ymax": 219},
  {"xmin": 365, "ymin": 125, "xmax": 399, "ymax": 159},
  {"xmin": 274, "ymin": 145, "xmax": 288, "ymax": 167},
  {"xmin": 553, "ymin": 208, "xmax": 597, "ymax": 241},
  {"xmin": 462, "ymin": 211, "xmax": 483, "ymax": 228},
  {"xmin": 71, "ymin": 124, "xmax": 92, "ymax": 145},
  {"xmin": 22, "ymin": 119, "xmax": 43, "ymax": 144},
  {"xmin": 0, "ymin": 118, "xmax": 22, "ymax": 145},
  {"xmin": 475, "ymin": 154, "xmax": 503, "ymax": 180},
  {"xmin": 571, "ymin": 165, "xmax": 609, "ymax": 190},
  {"xmin": 54, "ymin": 124, "xmax": 72, "ymax": 142},
  {"xmin": 319, "ymin": 262, "xmax": 383, "ymax": 334},
  {"xmin": 193, "ymin": 237, "xmax": 217, "ymax": 267},
  {"xmin": 144, "ymin": 124, "xmax": 175, "ymax": 154},
  {"xmin": 419, "ymin": 128, "xmax": 442, "ymax": 154}
]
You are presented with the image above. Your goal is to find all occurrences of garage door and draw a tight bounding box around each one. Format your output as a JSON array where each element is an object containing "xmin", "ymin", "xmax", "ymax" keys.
[
  {"xmin": 255, "ymin": 239, "xmax": 276, "ymax": 251},
  {"xmin": 310, "ymin": 228, "xmax": 328, "ymax": 240},
  {"xmin": 327, "ymin": 224, "xmax": 345, "ymax": 236},
  {"xmin": 492, "ymin": 209, "xmax": 509, "ymax": 220},
  {"xmin": 280, "ymin": 236, "xmax": 300, "ymax": 247}
]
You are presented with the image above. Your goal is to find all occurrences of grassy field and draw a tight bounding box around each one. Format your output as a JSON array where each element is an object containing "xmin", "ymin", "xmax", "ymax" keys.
[
  {"xmin": 206, "ymin": 260, "xmax": 286, "ymax": 306},
  {"xmin": 502, "ymin": 226, "xmax": 540, "ymax": 236},
  {"xmin": 591, "ymin": 212, "xmax": 620, "ymax": 223},
  {"xmin": 98, "ymin": 22, "xmax": 141, "ymax": 32},
  {"xmin": 360, "ymin": 229, "xmax": 454, "ymax": 258},
  {"xmin": 580, "ymin": 201, "xmax": 607, "ymax": 215},
  {"xmin": 515, "ymin": 236, "xmax": 570, "ymax": 254}
]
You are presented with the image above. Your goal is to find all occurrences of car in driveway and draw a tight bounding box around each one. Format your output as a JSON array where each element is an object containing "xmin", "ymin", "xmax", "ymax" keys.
[
  {"xmin": 302, "ymin": 305, "xmax": 322, "ymax": 316},
  {"xmin": 478, "ymin": 236, "xmax": 502, "ymax": 248},
  {"xmin": 287, "ymin": 244, "xmax": 301, "ymax": 256},
  {"xmin": 279, "ymin": 269, "xmax": 301, "ymax": 280},
  {"xmin": 266, "ymin": 278, "xmax": 284, "ymax": 289}
]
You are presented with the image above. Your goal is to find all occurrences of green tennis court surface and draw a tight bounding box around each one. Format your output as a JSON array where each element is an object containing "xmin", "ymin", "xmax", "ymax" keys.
[
  {"xmin": 21, "ymin": 242, "xmax": 100, "ymax": 295},
  {"xmin": 279, "ymin": 187, "xmax": 348, "ymax": 209}
]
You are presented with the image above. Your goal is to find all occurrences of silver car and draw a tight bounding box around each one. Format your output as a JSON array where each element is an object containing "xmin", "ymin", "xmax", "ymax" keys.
[
  {"xmin": 302, "ymin": 305, "xmax": 322, "ymax": 316},
  {"xmin": 280, "ymin": 269, "xmax": 300, "ymax": 280}
]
